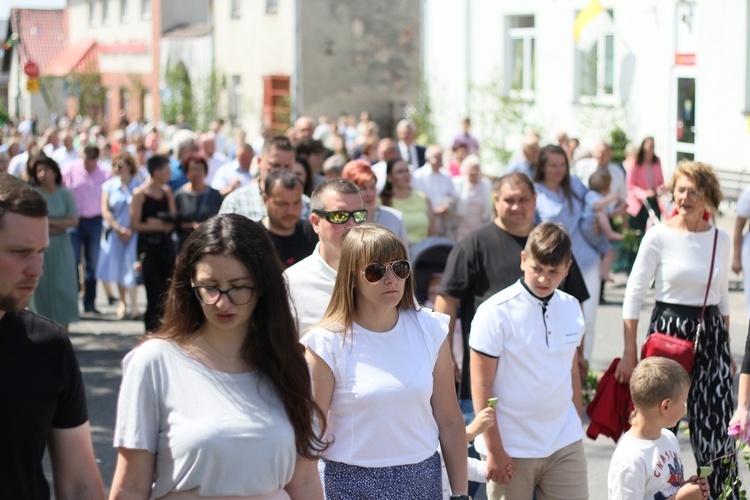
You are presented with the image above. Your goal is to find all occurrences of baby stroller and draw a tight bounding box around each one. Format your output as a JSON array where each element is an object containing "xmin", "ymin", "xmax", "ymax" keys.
[{"xmin": 409, "ymin": 237, "xmax": 455, "ymax": 305}]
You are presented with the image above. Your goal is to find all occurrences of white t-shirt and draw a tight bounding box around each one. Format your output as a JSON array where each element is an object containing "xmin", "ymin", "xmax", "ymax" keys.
[
  {"xmin": 622, "ymin": 224, "xmax": 730, "ymax": 319},
  {"xmin": 608, "ymin": 429, "xmax": 685, "ymax": 500},
  {"xmin": 412, "ymin": 166, "xmax": 458, "ymax": 210},
  {"xmin": 302, "ymin": 308, "xmax": 448, "ymax": 467},
  {"xmin": 113, "ymin": 339, "xmax": 296, "ymax": 498},
  {"xmin": 469, "ymin": 280, "xmax": 584, "ymax": 458}
]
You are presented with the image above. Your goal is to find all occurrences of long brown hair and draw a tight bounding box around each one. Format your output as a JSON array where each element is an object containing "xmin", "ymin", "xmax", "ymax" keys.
[
  {"xmin": 533, "ymin": 144, "xmax": 579, "ymax": 212},
  {"xmin": 318, "ymin": 224, "xmax": 416, "ymax": 335},
  {"xmin": 152, "ymin": 214, "xmax": 328, "ymax": 457},
  {"xmin": 380, "ymin": 158, "xmax": 408, "ymax": 207}
]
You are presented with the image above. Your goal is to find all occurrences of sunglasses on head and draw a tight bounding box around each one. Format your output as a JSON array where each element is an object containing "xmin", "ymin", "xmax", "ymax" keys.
[
  {"xmin": 362, "ymin": 260, "xmax": 411, "ymax": 283},
  {"xmin": 313, "ymin": 209, "xmax": 368, "ymax": 224}
]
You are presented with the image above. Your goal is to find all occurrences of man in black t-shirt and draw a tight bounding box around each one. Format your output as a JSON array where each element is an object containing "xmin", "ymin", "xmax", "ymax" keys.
[
  {"xmin": 262, "ymin": 169, "xmax": 318, "ymax": 268},
  {"xmin": 0, "ymin": 174, "xmax": 104, "ymax": 499},
  {"xmin": 435, "ymin": 173, "xmax": 590, "ymax": 413}
]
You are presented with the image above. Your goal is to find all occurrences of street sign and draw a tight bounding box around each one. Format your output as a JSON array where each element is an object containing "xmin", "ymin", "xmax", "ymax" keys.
[
  {"xmin": 26, "ymin": 78, "xmax": 39, "ymax": 93},
  {"xmin": 24, "ymin": 61, "xmax": 40, "ymax": 79}
]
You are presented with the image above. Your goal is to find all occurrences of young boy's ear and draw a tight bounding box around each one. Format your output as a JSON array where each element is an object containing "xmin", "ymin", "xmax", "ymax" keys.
[{"xmin": 659, "ymin": 398, "xmax": 672, "ymax": 415}]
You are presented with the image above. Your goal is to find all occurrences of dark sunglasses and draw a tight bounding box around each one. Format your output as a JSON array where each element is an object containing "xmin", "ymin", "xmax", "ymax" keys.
[
  {"xmin": 313, "ymin": 209, "xmax": 368, "ymax": 224},
  {"xmin": 362, "ymin": 260, "xmax": 411, "ymax": 283}
]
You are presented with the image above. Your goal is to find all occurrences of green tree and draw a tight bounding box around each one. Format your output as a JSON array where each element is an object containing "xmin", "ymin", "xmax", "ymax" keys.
[
  {"xmin": 471, "ymin": 73, "xmax": 540, "ymax": 168},
  {"xmin": 609, "ymin": 125, "xmax": 629, "ymax": 163},
  {"xmin": 162, "ymin": 61, "xmax": 194, "ymax": 126},
  {"xmin": 67, "ymin": 62, "xmax": 107, "ymax": 121},
  {"xmin": 194, "ymin": 70, "xmax": 226, "ymax": 130}
]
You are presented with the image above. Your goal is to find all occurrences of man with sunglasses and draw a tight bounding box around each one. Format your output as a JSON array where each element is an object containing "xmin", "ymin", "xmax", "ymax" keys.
[{"xmin": 285, "ymin": 178, "xmax": 367, "ymax": 333}]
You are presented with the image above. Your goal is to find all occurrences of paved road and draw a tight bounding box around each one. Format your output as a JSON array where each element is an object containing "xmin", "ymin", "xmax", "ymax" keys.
[{"xmin": 53, "ymin": 213, "xmax": 750, "ymax": 497}]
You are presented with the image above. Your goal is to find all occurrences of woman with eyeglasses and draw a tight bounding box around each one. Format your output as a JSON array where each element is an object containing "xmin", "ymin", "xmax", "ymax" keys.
[
  {"xmin": 110, "ymin": 214, "xmax": 328, "ymax": 499},
  {"xmin": 303, "ymin": 224, "xmax": 468, "ymax": 499},
  {"xmin": 96, "ymin": 152, "xmax": 141, "ymax": 319},
  {"xmin": 616, "ymin": 161, "xmax": 737, "ymax": 499}
]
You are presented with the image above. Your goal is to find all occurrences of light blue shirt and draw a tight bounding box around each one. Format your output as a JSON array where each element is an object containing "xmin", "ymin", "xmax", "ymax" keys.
[{"xmin": 534, "ymin": 179, "xmax": 599, "ymax": 272}]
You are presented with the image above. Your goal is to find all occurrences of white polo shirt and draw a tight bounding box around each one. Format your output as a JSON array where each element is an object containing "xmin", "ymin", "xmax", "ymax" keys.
[{"xmin": 470, "ymin": 280, "xmax": 584, "ymax": 458}]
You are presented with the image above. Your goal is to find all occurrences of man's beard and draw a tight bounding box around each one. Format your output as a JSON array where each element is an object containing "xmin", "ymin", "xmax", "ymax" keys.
[{"xmin": 0, "ymin": 293, "xmax": 30, "ymax": 313}]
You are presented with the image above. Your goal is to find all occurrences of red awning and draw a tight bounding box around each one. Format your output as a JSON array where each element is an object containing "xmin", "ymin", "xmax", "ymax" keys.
[{"xmin": 44, "ymin": 39, "xmax": 98, "ymax": 77}]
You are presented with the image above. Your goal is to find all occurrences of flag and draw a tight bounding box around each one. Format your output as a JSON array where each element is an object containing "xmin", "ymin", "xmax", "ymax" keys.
[{"xmin": 574, "ymin": 0, "xmax": 613, "ymax": 52}]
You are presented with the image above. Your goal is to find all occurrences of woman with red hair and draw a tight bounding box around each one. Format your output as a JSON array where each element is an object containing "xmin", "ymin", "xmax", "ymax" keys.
[{"xmin": 342, "ymin": 160, "xmax": 408, "ymax": 243}]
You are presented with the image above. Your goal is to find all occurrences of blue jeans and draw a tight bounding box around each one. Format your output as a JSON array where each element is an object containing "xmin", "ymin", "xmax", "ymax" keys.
[{"xmin": 70, "ymin": 216, "xmax": 102, "ymax": 309}]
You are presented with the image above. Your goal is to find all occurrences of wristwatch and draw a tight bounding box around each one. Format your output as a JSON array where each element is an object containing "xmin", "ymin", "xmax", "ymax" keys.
[{"xmin": 449, "ymin": 496, "xmax": 472, "ymax": 500}]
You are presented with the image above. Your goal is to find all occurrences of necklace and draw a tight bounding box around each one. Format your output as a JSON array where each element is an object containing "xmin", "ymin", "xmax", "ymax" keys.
[{"xmin": 201, "ymin": 335, "xmax": 244, "ymax": 362}]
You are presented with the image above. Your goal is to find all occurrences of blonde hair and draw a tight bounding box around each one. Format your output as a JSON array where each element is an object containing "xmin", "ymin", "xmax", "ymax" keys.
[
  {"xmin": 318, "ymin": 224, "xmax": 416, "ymax": 334},
  {"xmin": 669, "ymin": 160, "xmax": 723, "ymax": 212},
  {"xmin": 630, "ymin": 357, "xmax": 690, "ymax": 411}
]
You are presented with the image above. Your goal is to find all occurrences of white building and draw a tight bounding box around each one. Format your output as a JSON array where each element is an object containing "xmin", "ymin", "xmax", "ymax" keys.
[{"xmin": 424, "ymin": 0, "xmax": 748, "ymax": 176}]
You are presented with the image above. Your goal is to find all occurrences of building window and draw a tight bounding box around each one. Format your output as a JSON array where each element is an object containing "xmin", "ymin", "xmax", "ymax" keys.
[
  {"xmin": 89, "ymin": 0, "xmax": 96, "ymax": 24},
  {"xmin": 102, "ymin": 0, "xmax": 110, "ymax": 23},
  {"xmin": 506, "ymin": 15, "xmax": 536, "ymax": 96},
  {"xmin": 231, "ymin": 0, "xmax": 241, "ymax": 18},
  {"xmin": 266, "ymin": 0, "xmax": 278, "ymax": 14},
  {"xmin": 141, "ymin": 0, "xmax": 151, "ymax": 19},
  {"xmin": 120, "ymin": 0, "xmax": 129, "ymax": 22},
  {"xmin": 229, "ymin": 75, "xmax": 242, "ymax": 120},
  {"xmin": 576, "ymin": 10, "xmax": 615, "ymax": 101}
]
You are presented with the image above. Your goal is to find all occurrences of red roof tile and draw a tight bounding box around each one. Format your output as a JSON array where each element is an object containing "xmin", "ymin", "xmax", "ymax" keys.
[
  {"xmin": 45, "ymin": 38, "xmax": 98, "ymax": 76},
  {"xmin": 9, "ymin": 8, "xmax": 66, "ymax": 70}
]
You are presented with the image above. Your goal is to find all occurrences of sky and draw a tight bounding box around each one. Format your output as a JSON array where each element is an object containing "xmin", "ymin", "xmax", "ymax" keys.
[{"xmin": 0, "ymin": 0, "xmax": 65, "ymax": 21}]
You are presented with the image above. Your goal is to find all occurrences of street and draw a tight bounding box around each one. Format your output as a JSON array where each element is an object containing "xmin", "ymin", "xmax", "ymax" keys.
[{"xmin": 54, "ymin": 213, "xmax": 750, "ymax": 497}]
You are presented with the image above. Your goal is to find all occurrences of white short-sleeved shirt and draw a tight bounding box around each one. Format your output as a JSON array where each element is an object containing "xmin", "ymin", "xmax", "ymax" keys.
[
  {"xmin": 303, "ymin": 308, "xmax": 448, "ymax": 467},
  {"xmin": 469, "ymin": 281, "xmax": 584, "ymax": 458},
  {"xmin": 113, "ymin": 339, "xmax": 296, "ymax": 498},
  {"xmin": 608, "ymin": 429, "xmax": 685, "ymax": 500},
  {"xmin": 285, "ymin": 245, "xmax": 337, "ymax": 334}
]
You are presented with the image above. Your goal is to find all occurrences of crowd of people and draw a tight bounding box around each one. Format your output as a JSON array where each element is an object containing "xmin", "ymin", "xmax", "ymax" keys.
[{"xmin": 2, "ymin": 109, "xmax": 750, "ymax": 500}]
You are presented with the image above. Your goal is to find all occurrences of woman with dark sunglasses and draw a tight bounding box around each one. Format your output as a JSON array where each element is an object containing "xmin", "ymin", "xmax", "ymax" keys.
[
  {"xmin": 110, "ymin": 214, "xmax": 327, "ymax": 498},
  {"xmin": 303, "ymin": 224, "xmax": 469, "ymax": 499}
]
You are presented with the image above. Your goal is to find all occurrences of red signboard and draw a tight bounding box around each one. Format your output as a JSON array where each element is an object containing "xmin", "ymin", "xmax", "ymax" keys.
[{"xmin": 24, "ymin": 61, "xmax": 40, "ymax": 78}]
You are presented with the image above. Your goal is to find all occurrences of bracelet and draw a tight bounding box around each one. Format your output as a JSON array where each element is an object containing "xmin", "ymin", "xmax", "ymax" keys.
[{"xmin": 450, "ymin": 496, "xmax": 472, "ymax": 500}]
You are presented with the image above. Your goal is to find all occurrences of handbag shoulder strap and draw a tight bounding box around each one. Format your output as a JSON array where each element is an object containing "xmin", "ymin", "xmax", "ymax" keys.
[{"xmin": 699, "ymin": 228, "xmax": 719, "ymax": 324}]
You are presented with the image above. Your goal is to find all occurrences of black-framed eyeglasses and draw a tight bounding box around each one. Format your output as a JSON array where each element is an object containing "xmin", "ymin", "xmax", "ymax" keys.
[
  {"xmin": 361, "ymin": 260, "xmax": 411, "ymax": 283},
  {"xmin": 313, "ymin": 209, "xmax": 368, "ymax": 224},
  {"xmin": 192, "ymin": 285, "xmax": 256, "ymax": 305}
]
